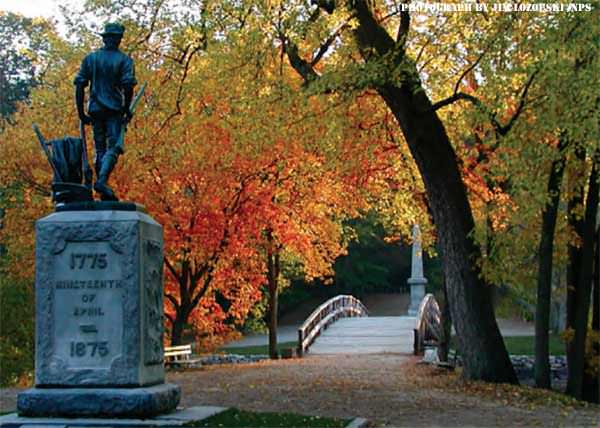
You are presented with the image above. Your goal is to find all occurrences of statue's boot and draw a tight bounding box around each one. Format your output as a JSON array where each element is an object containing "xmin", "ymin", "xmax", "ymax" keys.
[{"xmin": 94, "ymin": 152, "xmax": 119, "ymax": 201}]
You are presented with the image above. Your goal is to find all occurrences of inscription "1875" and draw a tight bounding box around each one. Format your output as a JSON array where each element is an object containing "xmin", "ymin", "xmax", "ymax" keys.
[
  {"xmin": 69, "ymin": 253, "xmax": 108, "ymax": 270},
  {"xmin": 70, "ymin": 341, "xmax": 109, "ymax": 357}
]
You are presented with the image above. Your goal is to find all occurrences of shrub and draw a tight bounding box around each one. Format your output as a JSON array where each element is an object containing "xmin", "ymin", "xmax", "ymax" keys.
[{"xmin": 0, "ymin": 274, "xmax": 34, "ymax": 386}]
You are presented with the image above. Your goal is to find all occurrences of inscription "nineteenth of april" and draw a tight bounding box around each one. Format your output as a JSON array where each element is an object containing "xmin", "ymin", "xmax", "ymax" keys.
[
  {"xmin": 73, "ymin": 294, "xmax": 105, "ymax": 316},
  {"xmin": 55, "ymin": 279, "xmax": 123, "ymax": 289}
]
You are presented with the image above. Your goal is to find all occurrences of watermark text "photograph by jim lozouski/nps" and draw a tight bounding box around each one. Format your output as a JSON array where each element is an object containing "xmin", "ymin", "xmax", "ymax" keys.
[{"xmin": 399, "ymin": 2, "xmax": 595, "ymax": 13}]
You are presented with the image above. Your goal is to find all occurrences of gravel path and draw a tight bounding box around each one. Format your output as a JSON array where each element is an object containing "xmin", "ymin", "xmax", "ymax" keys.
[
  {"xmin": 1, "ymin": 354, "xmax": 598, "ymax": 426},
  {"xmin": 169, "ymin": 354, "xmax": 596, "ymax": 427}
]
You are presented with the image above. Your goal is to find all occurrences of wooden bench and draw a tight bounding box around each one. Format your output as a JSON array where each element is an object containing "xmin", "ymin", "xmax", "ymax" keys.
[{"xmin": 164, "ymin": 344, "xmax": 201, "ymax": 368}]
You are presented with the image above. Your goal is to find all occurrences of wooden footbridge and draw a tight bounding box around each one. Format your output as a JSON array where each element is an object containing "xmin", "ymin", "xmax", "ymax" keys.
[{"xmin": 297, "ymin": 294, "xmax": 441, "ymax": 356}]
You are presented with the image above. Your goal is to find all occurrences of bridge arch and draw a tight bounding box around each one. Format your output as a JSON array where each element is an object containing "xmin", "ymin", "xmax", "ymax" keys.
[
  {"xmin": 297, "ymin": 293, "xmax": 442, "ymax": 356},
  {"xmin": 414, "ymin": 293, "xmax": 442, "ymax": 355},
  {"xmin": 297, "ymin": 295, "xmax": 368, "ymax": 356}
]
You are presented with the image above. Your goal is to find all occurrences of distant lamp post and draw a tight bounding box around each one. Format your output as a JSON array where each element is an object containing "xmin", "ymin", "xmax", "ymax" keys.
[{"xmin": 407, "ymin": 224, "xmax": 427, "ymax": 316}]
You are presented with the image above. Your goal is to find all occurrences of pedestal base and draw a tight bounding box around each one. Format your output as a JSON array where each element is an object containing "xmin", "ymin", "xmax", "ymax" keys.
[
  {"xmin": 407, "ymin": 280, "xmax": 426, "ymax": 316},
  {"xmin": 17, "ymin": 383, "xmax": 180, "ymax": 418},
  {"xmin": 0, "ymin": 406, "xmax": 226, "ymax": 428}
]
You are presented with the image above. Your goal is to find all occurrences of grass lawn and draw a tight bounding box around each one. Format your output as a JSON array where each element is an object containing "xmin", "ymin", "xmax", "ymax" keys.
[
  {"xmin": 502, "ymin": 335, "xmax": 565, "ymax": 356},
  {"xmin": 220, "ymin": 341, "xmax": 297, "ymax": 356},
  {"xmin": 185, "ymin": 408, "xmax": 350, "ymax": 427},
  {"xmin": 451, "ymin": 335, "xmax": 565, "ymax": 356},
  {"xmin": 224, "ymin": 335, "xmax": 566, "ymax": 357}
]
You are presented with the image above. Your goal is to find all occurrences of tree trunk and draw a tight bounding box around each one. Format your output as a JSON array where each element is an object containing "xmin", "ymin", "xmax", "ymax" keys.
[
  {"xmin": 439, "ymin": 280, "xmax": 452, "ymax": 363},
  {"xmin": 593, "ymin": 233, "xmax": 600, "ymax": 332},
  {"xmin": 582, "ymin": 230, "xmax": 599, "ymax": 403},
  {"xmin": 592, "ymin": 233, "xmax": 599, "ymax": 333},
  {"xmin": 266, "ymin": 230, "xmax": 280, "ymax": 359},
  {"xmin": 534, "ymin": 145, "xmax": 566, "ymax": 388},
  {"xmin": 566, "ymin": 147, "xmax": 586, "ymax": 360},
  {"xmin": 401, "ymin": 100, "xmax": 516, "ymax": 382},
  {"xmin": 567, "ymin": 153, "xmax": 599, "ymax": 399},
  {"xmin": 170, "ymin": 314, "xmax": 185, "ymax": 346},
  {"xmin": 268, "ymin": 280, "xmax": 278, "ymax": 359},
  {"xmin": 348, "ymin": 3, "xmax": 516, "ymax": 383},
  {"xmin": 566, "ymin": 146, "xmax": 588, "ymax": 396}
]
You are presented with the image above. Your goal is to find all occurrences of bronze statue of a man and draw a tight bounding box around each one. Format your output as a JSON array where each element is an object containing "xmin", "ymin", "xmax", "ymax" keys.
[{"xmin": 74, "ymin": 22, "xmax": 137, "ymax": 201}]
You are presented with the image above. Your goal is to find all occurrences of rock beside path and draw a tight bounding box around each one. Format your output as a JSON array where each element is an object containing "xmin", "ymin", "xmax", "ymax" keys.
[
  {"xmin": 510, "ymin": 355, "xmax": 568, "ymax": 389},
  {"xmin": 430, "ymin": 351, "xmax": 568, "ymax": 391},
  {"xmin": 200, "ymin": 354, "xmax": 269, "ymax": 366}
]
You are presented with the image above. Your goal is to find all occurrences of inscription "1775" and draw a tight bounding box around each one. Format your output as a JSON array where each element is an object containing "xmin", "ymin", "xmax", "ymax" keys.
[{"xmin": 69, "ymin": 253, "xmax": 108, "ymax": 270}]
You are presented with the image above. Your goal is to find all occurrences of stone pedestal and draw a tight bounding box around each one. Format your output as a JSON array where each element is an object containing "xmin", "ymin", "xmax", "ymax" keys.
[
  {"xmin": 17, "ymin": 202, "xmax": 180, "ymax": 417},
  {"xmin": 407, "ymin": 224, "xmax": 428, "ymax": 316},
  {"xmin": 408, "ymin": 278, "xmax": 427, "ymax": 316}
]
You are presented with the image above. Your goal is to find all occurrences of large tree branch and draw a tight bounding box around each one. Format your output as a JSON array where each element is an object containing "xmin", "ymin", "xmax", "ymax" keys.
[
  {"xmin": 284, "ymin": 39, "xmax": 320, "ymax": 85},
  {"xmin": 312, "ymin": 0, "xmax": 336, "ymax": 14},
  {"xmin": 311, "ymin": 20, "xmax": 351, "ymax": 67},
  {"xmin": 289, "ymin": 2, "xmax": 408, "ymax": 92},
  {"xmin": 396, "ymin": 2, "xmax": 410, "ymax": 46},
  {"xmin": 151, "ymin": 41, "xmax": 205, "ymax": 139},
  {"xmin": 351, "ymin": 1, "xmax": 397, "ymax": 58},
  {"xmin": 430, "ymin": 68, "xmax": 539, "ymax": 136},
  {"xmin": 500, "ymin": 68, "xmax": 539, "ymax": 135},
  {"xmin": 164, "ymin": 292, "xmax": 179, "ymax": 311},
  {"xmin": 191, "ymin": 273, "xmax": 213, "ymax": 309},
  {"xmin": 164, "ymin": 256, "xmax": 180, "ymax": 282},
  {"xmin": 236, "ymin": 3, "xmax": 254, "ymax": 29},
  {"xmin": 453, "ymin": 48, "xmax": 488, "ymax": 95},
  {"xmin": 131, "ymin": 0, "xmax": 166, "ymax": 50},
  {"xmin": 314, "ymin": 1, "xmax": 400, "ymax": 59},
  {"xmin": 430, "ymin": 92, "xmax": 480, "ymax": 112}
]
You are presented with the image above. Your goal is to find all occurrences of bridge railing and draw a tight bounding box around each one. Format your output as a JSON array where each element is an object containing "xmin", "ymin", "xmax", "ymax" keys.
[
  {"xmin": 414, "ymin": 293, "xmax": 441, "ymax": 355},
  {"xmin": 297, "ymin": 295, "xmax": 368, "ymax": 357}
]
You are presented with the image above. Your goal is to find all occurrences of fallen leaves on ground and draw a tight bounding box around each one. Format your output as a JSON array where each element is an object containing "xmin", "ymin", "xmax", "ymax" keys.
[{"xmin": 400, "ymin": 359, "xmax": 592, "ymax": 412}]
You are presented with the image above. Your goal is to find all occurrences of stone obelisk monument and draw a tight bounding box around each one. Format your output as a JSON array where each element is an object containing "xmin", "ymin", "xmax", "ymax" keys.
[{"xmin": 407, "ymin": 224, "xmax": 427, "ymax": 316}]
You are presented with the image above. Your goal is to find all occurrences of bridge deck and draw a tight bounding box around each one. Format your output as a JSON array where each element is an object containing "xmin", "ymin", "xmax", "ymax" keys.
[{"xmin": 308, "ymin": 316, "xmax": 416, "ymax": 355}]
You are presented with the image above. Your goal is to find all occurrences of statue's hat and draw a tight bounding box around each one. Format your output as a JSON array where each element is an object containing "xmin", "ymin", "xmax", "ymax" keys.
[{"xmin": 101, "ymin": 22, "xmax": 125, "ymax": 36}]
